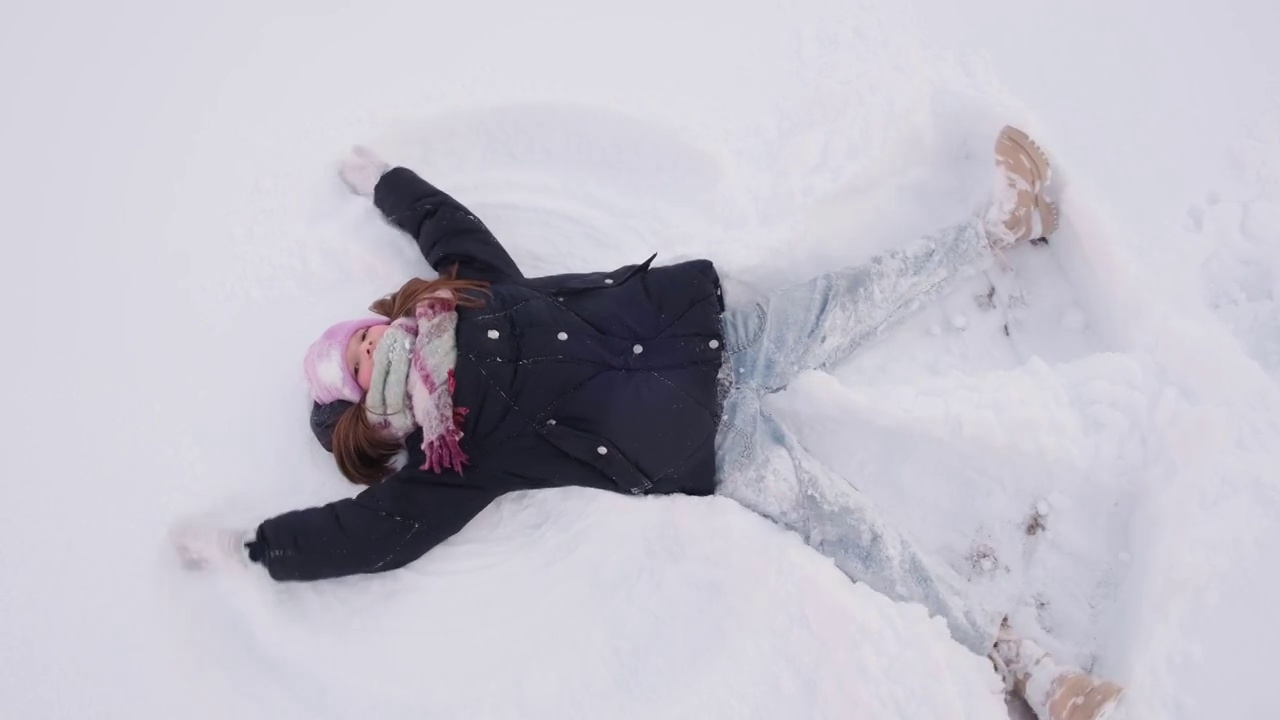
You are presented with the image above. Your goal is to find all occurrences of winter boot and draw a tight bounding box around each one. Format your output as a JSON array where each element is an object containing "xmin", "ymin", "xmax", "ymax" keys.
[
  {"xmin": 989, "ymin": 125, "xmax": 1059, "ymax": 246},
  {"xmin": 991, "ymin": 628, "xmax": 1124, "ymax": 720}
]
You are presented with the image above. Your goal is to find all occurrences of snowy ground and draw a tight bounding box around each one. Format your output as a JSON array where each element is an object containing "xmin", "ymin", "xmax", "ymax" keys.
[{"xmin": 2, "ymin": 1, "xmax": 1278, "ymax": 719}]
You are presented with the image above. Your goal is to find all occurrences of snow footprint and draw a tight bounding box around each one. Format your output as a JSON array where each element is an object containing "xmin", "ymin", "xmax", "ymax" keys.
[{"xmin": 1195, "ymin": 116, "xmax": 1280, "ymax": 379}]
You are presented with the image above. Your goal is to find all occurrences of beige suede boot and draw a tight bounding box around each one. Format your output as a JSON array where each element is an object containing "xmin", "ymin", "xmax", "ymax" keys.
[
  {"xmin": 990, "ymin": 125, "xmax": 1059, "ymax": 245},
  {"xmin": 991, "ymin": 629, "xmax": 1124, "ymax": 720}
]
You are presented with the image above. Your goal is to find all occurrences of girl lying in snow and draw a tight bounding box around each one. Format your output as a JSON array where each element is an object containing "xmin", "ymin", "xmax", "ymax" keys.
[{"xmin": 174, "ymin": 128, "xmax": 1121, "ymax": 720}]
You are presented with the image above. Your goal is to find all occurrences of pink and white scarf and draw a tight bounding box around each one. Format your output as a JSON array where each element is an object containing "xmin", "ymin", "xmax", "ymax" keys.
[{"xmin": 364, "ymin": 295, "xmax": 469, "ymax": 473}]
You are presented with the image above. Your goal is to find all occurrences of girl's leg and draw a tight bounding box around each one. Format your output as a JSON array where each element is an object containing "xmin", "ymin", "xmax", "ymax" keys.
[
  {"xmin": 714, "ymin": 385, "xmax": 1003, "ymax": 655},
  {"xmin": 715, "ymin": 125, "xmax": 1064, "ymax": 660},
  {"xmin": 720, "ymin": 217, "xmax": 993, "ymax": 393},
  {"xmin": 784, "ymin": 428, "xmax": 1004, "ymax": 654}
]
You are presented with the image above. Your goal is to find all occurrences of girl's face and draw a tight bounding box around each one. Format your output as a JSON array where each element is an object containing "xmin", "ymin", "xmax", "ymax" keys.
[{"xmin": 345, "ymin": 324, "xmax": 390, "ymax": 392}]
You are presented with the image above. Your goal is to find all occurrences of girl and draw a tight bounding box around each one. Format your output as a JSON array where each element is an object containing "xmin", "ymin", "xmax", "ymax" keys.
[{"xmin": 174, "ymin": 129, "xmax": 1120, "ymax": 720}]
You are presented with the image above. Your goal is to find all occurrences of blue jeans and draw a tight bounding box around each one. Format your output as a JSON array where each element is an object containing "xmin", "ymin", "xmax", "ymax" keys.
[{"xmin": 714, "ymin": 217, "xmax": 1004, "ymax": 654}]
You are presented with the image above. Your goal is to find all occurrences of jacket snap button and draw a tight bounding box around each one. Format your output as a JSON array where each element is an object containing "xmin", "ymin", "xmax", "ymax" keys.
[
  {"xmin": 632, "ymin": 344, "xmax": 643, "ymax": 354},
  {"xmin": 597, "ymin": 446, "xmax": 608, "ymax": 455},
  {"xmin": 487, "ymin": 329, "xmax": 500, "ymax": 339},
  {"xmin": 709, "ymin": 339, "xmax": 720, "ymax": 349},
  {"xmin": 557, "ymin": 331, "xmax": 568, "ymax": 341},
  {"xmin": 604, "ymin": 278, "xmax": 614, "ymax": 284},
  {"xmin": 546, "ymin": 419, "xmax": 557, "ymax": 426}
]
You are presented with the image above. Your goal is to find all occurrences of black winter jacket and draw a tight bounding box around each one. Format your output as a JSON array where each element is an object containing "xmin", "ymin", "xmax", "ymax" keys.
[{"xmin": 246, "ymin": 168, "xmax": 726, "ymax": 581}]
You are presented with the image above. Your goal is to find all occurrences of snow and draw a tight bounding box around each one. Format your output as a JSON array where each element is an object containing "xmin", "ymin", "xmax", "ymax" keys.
[
  {"xmin": 178, "ymin": 491, "xmax": 1009, "ymax": 719},
  {"xmin": 2, "ymin": 1, "xmax": 1278, "ymax": 719}
]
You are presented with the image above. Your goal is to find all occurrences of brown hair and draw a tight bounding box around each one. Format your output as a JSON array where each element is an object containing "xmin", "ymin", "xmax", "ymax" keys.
[{"xmin": 331, "ymin": 270, "xmax": 490, "ymax": 485}]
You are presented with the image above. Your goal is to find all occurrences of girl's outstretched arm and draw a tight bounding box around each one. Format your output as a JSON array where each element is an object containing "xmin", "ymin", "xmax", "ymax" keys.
[
  {"xmin": 245, "ymin": 472, "xmax": 502, "ymax": 581},
  {"xmin": 340, "ymin": 145, "xmax": 523, "ymax": 282},
  {"xmin": 373, "ymin": 166, "xmax": 524, "ymax": 282},
  {"xmin": 346, "ymin": 151, "xmax": 523, "ymax": 286}
]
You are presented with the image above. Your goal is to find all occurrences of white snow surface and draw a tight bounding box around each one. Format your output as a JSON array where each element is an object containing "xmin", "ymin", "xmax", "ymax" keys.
[{"xmin": 2, "ymin": 1, "xmax": 1278, "ymax": 719}]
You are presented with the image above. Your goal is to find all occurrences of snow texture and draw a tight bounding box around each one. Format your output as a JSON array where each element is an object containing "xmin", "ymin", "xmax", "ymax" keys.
[{"xmin": 2, "ymin": 1, "xmax": 1278, "ymax": 719}]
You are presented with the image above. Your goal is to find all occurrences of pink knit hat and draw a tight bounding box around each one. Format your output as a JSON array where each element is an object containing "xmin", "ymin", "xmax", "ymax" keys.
[{"xmin": 303, "ymin": 317, "xmax": 386, "ymax": 404}]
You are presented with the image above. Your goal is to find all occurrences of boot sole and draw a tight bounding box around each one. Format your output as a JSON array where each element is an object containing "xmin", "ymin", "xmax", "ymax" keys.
[
  {"xmin": 1089, "ymin": 687, "xmax": 1123, "ymax": 720},
  {"xmin": 1037, "ymin": 198, "xmax": 1060, "ymax": 240},
  {"xmin": 999, "ymin": 126, "xmax": 1058, "ymax": 242},
  {"xmin": 1056, "ymin": 680, "xmax": 1124, "ymax": 720},
  {"xmin": 998, "ymin": 125, "xmax": 1053, "ymax": 192}
]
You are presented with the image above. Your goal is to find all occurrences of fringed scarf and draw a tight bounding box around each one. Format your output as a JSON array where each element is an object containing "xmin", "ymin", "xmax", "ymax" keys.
[{"xmin": 363, "ymin": 294, "xmax": 469, "ymax": 473}]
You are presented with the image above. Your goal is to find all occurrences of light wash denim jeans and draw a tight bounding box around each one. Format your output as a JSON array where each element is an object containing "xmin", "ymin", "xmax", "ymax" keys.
[{"xmin": 714, "ymin": 217, "xmax": 1004, "ymax": 654}]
